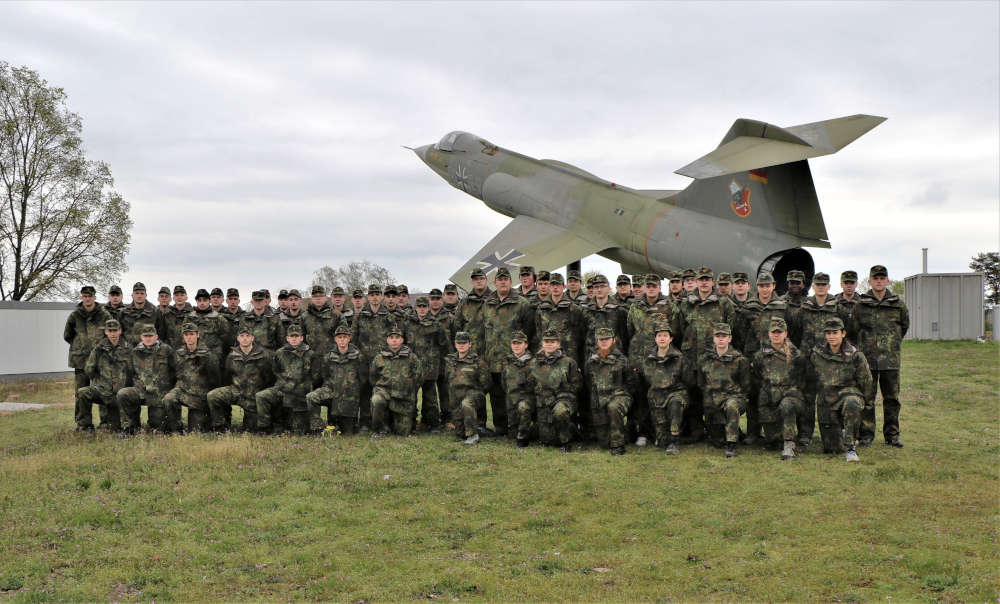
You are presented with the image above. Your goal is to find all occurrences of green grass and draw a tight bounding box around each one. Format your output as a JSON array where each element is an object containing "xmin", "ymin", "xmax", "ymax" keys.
[{"xmin": 1, "ymin": 341, "xmax": 997, "ymax": 601}]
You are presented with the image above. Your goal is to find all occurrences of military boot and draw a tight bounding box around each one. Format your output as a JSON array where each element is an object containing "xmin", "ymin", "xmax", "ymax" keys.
[
  {"xmin": 845, "ymin": 447, "xmax": 860, "ymax": 462},
  {"xmin": 781, "ymin": 441, "xmax": 796, "ymax": 460},
  {"xmin": 665, "ymin": 437, "xmax": 680, "ymax": 455},
  {"xmin": 724, "ymin": 443, "xmax": 738, "ymax": 458},
  {"xmin": 463, "ymin": 433, "xmax": 480, "ymax": 446},
  {"xmin": 610, "ymin": 445, "xmax": 626, "ymax": 456}
]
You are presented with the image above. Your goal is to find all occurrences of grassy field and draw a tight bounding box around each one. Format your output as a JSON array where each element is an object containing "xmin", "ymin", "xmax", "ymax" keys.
[{"xmin": 0, "ymin": 341, "xmax": 997, "ymax": 602}]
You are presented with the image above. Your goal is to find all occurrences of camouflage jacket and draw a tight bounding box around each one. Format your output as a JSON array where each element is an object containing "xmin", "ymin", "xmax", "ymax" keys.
[
  {"xmin": 807, "ymin": 342, "xmax": 874, "ymax": 406},
  {"xmin": 833, "ymin": 293, "xmax": 860, "ymax": 343},
  {"xmin": 517, "ymin": 286, "xmax": 539, "ymax": 307},
  {"xmin": 501, "ymin": 351, "xmax": 535, "ymax": 399},
  {"xmin": 220, "ymin": 306, "xmax": 246, "ymax": 328},
  {"xmin": 681, "ymin": 292, "xmax": 736, "ymax": 361},
  {"xmin": 584, "ymin": 350, "xmax": 638, "ymax": 400},
  {"xmin": 173, "ymin": 344, "xmax": 220, "ymax": 402},
  {"xmin": 443, "ymin": 302, "xmax": 459, "ymax": 315},
  {"xmin": 729, "ymin": 293, "xmax": 753, "ymax": 312},
  {"xmin": 611, "ymin": 293, "xmax": 636, "ymax": 310},
  {"xmin": 428, "ymin": 308, "xmax": 456, "ymax": 344},
  {"xmin": 63, "ymin": 302, "xmax": 113, "ymax": 369},
  {"xmin": 454, "ymin": 288, "xmax": 491, "ymax": 356},
  {"xmin": 853, "ymin": 290, "xmax": 909, "ymax": 370},
  {"xmin": 566, "ymin": 291, "xmax": 589, "ymax": 307},
  {"xmin": 224, "ymin": 343, "xmax": 275, "ymax": 401},
  {"xmin": 796, "ymin": 295, "xmax": 840, "ymax": 354},
  {"xmin": 187, "ymin": 307, "xmax": 233, "ymax": 358},
  {"xmin": 407, "ymin": 314, "xmax": 450, "ymax": 380},
  {"xmin": 130, "ymin": 340, "xmax": 176, "ymax": 399},
  {"xmin": 335, "ymin": 306, "xmax": 355, "ymax": 330},
  {"xmin": 582, "ymin": 299, "xmax": 629, "ymax": 354},
  {"xmin": 627, "ymin": 295, "xmax": 682, "ymax": 359},
  {"xmin": 531, "ymin": 349, "xmax": 582, "ymax": 409},
  {"xmin": 319, "ymin": 344, "xmax": 368, "ymax": 402},
  {"xmin": 483, "ymin": 291, "xmax": 535, "ymax": 372},
  {"xmin": 535, "ymin": 296, "xmax": 586, "ymax": 363},
  {"xmin": 241, "ymin": 309, "xmax": 282, "ymax": 351},
  {"xmin": 750, "ymin": 342, "xmax": 806, "ymax": 405},
  {"xmin": 161, "ymin": 303, "xmax": 194, "ymax": 348},
  {"xmin": 301, "ymin": 302, "xmax": 340, "ymax": 357},
  {"xmin": 352, "ymin": 303, "xmax": 397, "ymax": 360},
  {"xmin": 370, "ymin": 345, "xmax": 422, "ymax": 401},
  {"xmin": 698, "ymin": 347, "xmax": 751, "ymax": 408},
  {"xmin": 120, "ymin": 301, "xmax": 164, "ymax": 348},
  {"xmin": 105, "ymin": 303, "xmax": 126, "ymax": 324},
  {"xmin": 84, "ymin": 336, "xmax": 132, "ymax": 399},
  {"xmin": 784, "ymin": 291, "xmax": 807, "ymax": 343},
  {"xmin": 277, "ymin": 310, "xmax": 306, "ymax": 342},
  {"xmin": 272, "ymin": 343, "xmax": 321, "ymax": 398},
  {"xmin": 444, "ymin": 351, "xmax": 490, "ymax": 401},
  {"xmin": 735, "ymin": 296, "xmax": 788, "ymax": 357},
  {"xmin": 640, "ymin": 346, "xmax": 694, "ymax": 395}
]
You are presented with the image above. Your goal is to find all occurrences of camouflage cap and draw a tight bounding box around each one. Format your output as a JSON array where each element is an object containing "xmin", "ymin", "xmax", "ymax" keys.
[
  {"xmin": 567, "ymin": 269, "xmax": 582, "ymax": 281},
  {"xmin": 536, "ymin": 270, "xmax": 551, "ymax": 282},
  {"xmin": 387, "ymin": 324, "xmax": 403, "ymax": 337},
  {"xmin": 585, "ymin": 276, "xmax": 595, "ymax": 287},
  {"xmin": 277, "ymin": 289, "xmax": 289, "ymax": 300},
  {"xmin": 840, "ymin": 270, "xmax": 858, "ymax": 283},
  {"xmin": 104, "ymin": 319, "xmax": 121, "ymax": 331},
  {"xmin": 645, "ymin": 273, "xmax": 661, "ymax": 284},
  {"xmin": 237, "ymin": 323, "xmax": 252, "ymax": 335},
  {"xmin": 443, "ymin": 283, "xmax": 458, "ymax": 293},
  {"xmin": 787, "ymin": 269, "xmax": 806, "ymax": 282},
  {"xmin": 397, "ymin": 284, "xmax": 409, "ymax": 295},
  {"xmin": 352, "ymin": 288, "xmax": 365, "ymax": 298},
  {"xmin": 757, "ymin": 272, "xmax": 775, "ymax": 285},
  {"xmin": 717, "ymin": 272, "xmax": 732, "ymax": 285},
  {"xmin": 251, "ymin": 290, "xmax": 266, "ymax": 300},
  {"xmin": 653, "ymin": 320, "xmax": 673, "ymax": 334},
  {"xmin": 109, "ymin": 285, "xmax": 123, "ymax": 295},
  {"xmin": 383, "ymin": 285, "xmax": 398, "ymax": 296},
  {"xmin": 158, "ymin": 286, "xmax": 170, "ymax": 295},
  {"xmin": 509, "ymin": 330, "xmax": 527, "ymax": 343},
  {"xmin": 286, "ymin": 324, "xmax": 303, "ymax": 336},
  {"xmin": 732, "ymin": 272, "xmax": 749, "ymax": 283},
  {"xmin": 454, "ymin": 331, "xmax": 471, "ymax": 343},
  {"xmin": 287, "ymin": 289, "xmax": 302, "ymax": 299},
  {"xmin": 696, "ymin": 266, "xmax": 714, "ymax": 279},
  {"xmin": 311, "ymin": 285, "xmax": 326, "ymax": 295},
  {"xmin": 591, "ymin": 274, "xmax": 609, "ymax": 286},
  {"xmin": 519, "ymin": 265, "xmax": 534, "ymax": 276},
  {"xmin": 139, "ymin": 324, "xmax": 157, "ymax": 336},
  {"xmin": 713, "ymin": 322, "xmax": 732, "ymax": 336},
  {"xmin": 470, "ymin": 267, "xmax": 486, "ymax": 279},
  {"xmin": 549, "ymin": 272, "xmax": 565, "ymax": 285},
  {"xmin": 415, "ymin": 296, "xmax": 429, "ymax": 307},
  {"xmin": 210, "ymin": 287, "xmax": 224, "ymax": 297},
  {"xmin": 823, "ymin": 317, "xmax": 846, "ymax": 331},
  {"xmin": 595, "ymin": 327, "xmax": 615, "ymax": 340},
  {"xmin": 181, "ymin": 321, "xmax": 199, "ymax": 333},
  {"xmin": 768, "ymin": 317, "xmax": 787, "ymax": 332},
  {"xmin": 367, "ymin": 284, "xmax": 382, "ymax": 295},
  {"xmin": 132, "ymin": 282, "xmax": 146, "ymax": 292},
  {"xmin": 869, "ymin": 265, "xmax": 888, "ymax": 278},
  {"xmin": 80, "ymin": 285, "xmax": 96, "ymax": 295},
  {"xmin": 682, "ymin": 268, "xmax": 697, "ymax": 279},
  {"xmin": 616, "ymin": 274, "xmax": 631, "ymax": 285},
  {"xmin": 331, "ymin": 286, "xmax": 346, "ymax": 296},
  {"xmin": 812, "ymin": 272, "xmax": 831, "ymax": 285},
  {"xmin": 668, "ymin": 271, "xmax": 683, "ymax": 282},
  {"xmin": 428, "ymin": 288, "xmax": 443, "ymax": 298},
  {"xmin": 541, "ymin": 328, "xmax": 561, "ymax": 340},
  {"xmin": 495, "ymin": 267, "xmax": 512, "ymax": 280},
  {"xmin": 226, "ymin": 288, "xmax": 239, "ymax": 298},
  {"xmin": 195, "ymin": 288, "xmax": 210, "ymax": 300},
  {"xmin": 334, "ymin": 324, "xmax": 351, "ymax": 336},
  {"xmin": 261, "ymin": 289, "xmax": 271, "ymax": 298},
  {"xmin": 631, "ymin": 275, "xmax": 642, "ymax": 285}
]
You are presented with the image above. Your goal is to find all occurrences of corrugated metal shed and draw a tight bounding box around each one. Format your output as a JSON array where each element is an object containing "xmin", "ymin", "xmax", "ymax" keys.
[
  {"xmin": 0, "ymin": 301, "xmax": 77, "ymax": 377},
  {"xmin": 903, "ymin": 272, "xmax": 984, "ymax": 340}
]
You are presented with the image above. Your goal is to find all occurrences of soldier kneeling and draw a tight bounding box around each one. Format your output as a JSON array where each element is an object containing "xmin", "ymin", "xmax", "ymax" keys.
[
  {"xmin": 369, "ymin": 325, "xmax": 422, "ymax": 438},
  {"xmin": 751, "ymin": 317, "xmax": 807, "ymax": 460},
  {"xmin": 256, "ymin": 324, "xmax": 320, "ymax": 435},
  {"xmin": 207, "ymin": 324, "xmax": 274, "ymax": 432},
  {"xmin": 444, "ymin": 331, "xmax": 490, "ymax": 445},
  {"xmin": 75, "ymin": 319, "xmax": 130, "ymax": 433},
  {"xmin": 163, "ymin": 322, "xmax": 220, "ymax": 432},
  {"xmin": 118, "ymin": 324, "xmax": 175, "ymax": 434},
  {"xmin": 698, "ymin": 323, "xmax": 750, "ymax": 458},
  {"xmin": 585, "ymin": 327, "xmax": 636, "ymax": 455},
  {"xmin": 502, "ymin": 330, "xmax": 535, "ymax": 448},
  {"xmin": 532, "ymin": 329, "xmax": 582, "ymax": 453},
  {"xmin": 640, "ymin": 321, "xmax": 693, "ymax": 455},
  {"xmin": 306, "ymin": 325, "xmax": 368, "ymax": 435}
]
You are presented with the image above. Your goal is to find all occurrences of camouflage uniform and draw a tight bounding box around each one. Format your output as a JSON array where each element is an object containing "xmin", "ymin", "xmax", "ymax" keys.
[
  {"xmin": 582, "ymin": 298, "xmax": 629, "ymax": 353},
  {"xmin": 566, "ymin": 270, "xmax": 589, "ymax": 307},
  {"xmin": 834, "ymin": 271, "xmax": 861, "ymax": 344},
  {"xmin": 256, "ymin": 330, "xmax": 321, "ymax": 434},
  {"xmin": 162, "ymin": 302, "xmax": 194, "ymax": 348},
  {"xmin": 454, "ymin": 282, "xmax": 491, "ymax": 355},
  {"xmin": 794, "ymin": 283, "xmax": 839, "ymax": 445},
  {"xmin": 207, "ymin": 341, "xmax": 274, "ymax": 431},
  {"xmin": 302, "ymin": 300, "xmax": 340, "ymax": 357},
  {"xmin": 242, "ymin": 307, "xmax": 282, "ymax": 351},
  {"xmin": 306, "ymin": 337, "xmax": 368, "ymax": 434},
  {"xmin": 783, "ymin": 270, "xmax": 808, "ymax": 344},
  {"xmin": 75, "ymin": 327, "xmax": 130, "ymax": 430},
  {"xmin": 369, "ymin": 344, "xmax": 423, "ymax": 436},
  {"xmin": 853, "ymin": 267, "xmax": 909, "ymax": 444},
  {"xmin": 681, "ymin": 279, "xmax": 736, "ymax": 442},
  {"xmin": 105, "ymin": 286, "xmax": 125, "ymax": 323},
  {"xmin": 428, "ymin": 299, "xmax": 456, "ymax": 423},
  {"xmin": 63, "ymin": 294, "xmax": 113, "ymax": 427},
  {"xmin": 501, "ymin": 336, "xmax": 536, "ymax": 443},
  {"xmin": 584, "ymin": 340, "xmax": 637, "ymax": 450},
  {"xmin": 531, "ymin": 345, "xmax": 582, "ymax": 448},
  {"xmin": 482, "ymin": 284, "xmax": 534, "ymax": 435},
  {"xmin": 734, "ymin": 279, "xmax": 788, "ymax": 442},
  {"xmin": 407, "ymin": 305, "xmax": 450, "ymax": 429},
  {"xmin": 807, "ymin": 320, "xmax": 874, "ymax": 453},
  {"xmin": 751, "ymin": 329, "xmax": 807, "ymax": 448},
  {"xmin": 277, "ymin": 309, "xmax": 306, "ymax": 342},
  {"xmin": 163, "ymin": 333, "xmax": 220, "ymax": 432},
  {"xmin": 120, "ymin": 299, "xmax": 164, "ymax": 348},
  {"xmin": 534, "ymin": 295, "xmax": 586, "ymax": 363},
  {"xmin": 352, "ymin": 295, "xmax": 397, "ymax": 428},
  {"xmin": 626, "ymin": 284, "xmax": 682, "ymax": 442},
  {"xmin": 444, "ymin": 342, "xmax": 491, "ymax": 439},
  {"xmin": 117, "ymin": 333, "xmax": 176, "ymax": 432},
  {"xmin": 639, "ymin": 344, "xmax": 693, "ymax": 449},
  {"xmin": 188, "ymin": 305, "xmax": 233, "ymax": 366},
  {"xmin": 698, "ymin": 326, "xmax": 750, "ymax": 448}
]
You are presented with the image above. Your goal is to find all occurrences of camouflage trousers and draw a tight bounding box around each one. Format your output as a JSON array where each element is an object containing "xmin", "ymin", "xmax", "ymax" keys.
[
  {"xmin": 163, "ymin": 388, "xmax": 210, "ymax": 432},
  {"xmin": 625, "ymin": 387, "xmax": 651, "ymax": 443},
  {"xmin": 359, "ymin": 382, "xmax": 373, "ymax": 430},
  {"xmin": 760, "ymin": 396, "xmax": 803, "ymax": 445},
  {"xmin": 75, "ymin": 386, "xmax": 121, "ymax": 430},
  {"xmin": 256, "ymin": 388, "xmax": 305, "ymax": 434},
  {"xmin": 306, "ymin": 386, "xmax": 360, "ymax": 433},
  {"xmin": 592, "ymin": 393, "xmax": 631, "ymax": 449},
  {"xmin": 818, "ymin": 393, "xmax": 863, "ymax": 453},
  {"xmin": 436, "ymin": 372, "xmax": 451, "ymax": 424},
  {"xmin": 682, "ymin": 385, "xmax": 707, "ymax": 440},
  {"xmin": 371, "ymin": 388, "xmax": 414, "ymax": 436},
  {"xmin": 798, "ymin": 376, "xmax": 817, "ymax": 444},
  {"xmin": 417, "ymin": 379, "xmax": 441, "ymax": 428},
  {"xmin": 455, "ymin": 392, "xmax": 485, "ymax": 439},
  {"xmin": 537, "ymin": 398, "xmax": 574, "ymax": 446},
  {"xmin": 704, "ymin": 395, "xmax": 746, "ymax": 446},
  {"xmin": 576, "ymin": 385, "xmax": 593, "ymax": 441},
  {"xmin": 116, "ymin": 388, "xmax": 168, "ymax": 431},
  {"xmin": 487, "ymin": 373, "xmax": 508, "ymax": 435},
  {"xmin": 74, "ymin": 370, "xmax": 119, "ymax": 429},
  {"xmin": 207, "ymin": 386, "xmax": 257, "ymax": 431},
  {"xmin": 745, "ymin": 392, "xmax": 761, "ymax": 440},
  {"xmin": 510, "ymin": 392, "xmax": 535, "ymax": 441},
  {"xmin": 862, "ymin": 370, "xmax": 900, "ymax": 442},
  {"xmin": 649, "ymin": 389, "xmax": 689, "ymax": 446}
]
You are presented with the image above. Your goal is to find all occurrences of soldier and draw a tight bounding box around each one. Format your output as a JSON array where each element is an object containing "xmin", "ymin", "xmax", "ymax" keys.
[
  {"xmin": 163, "ymin": 322, "xmax": 220, "ymax": 432},
  {"xmin": 483, "ymin": 267, "xmax": 535, "ymax": 436},
  {"xmin": 667, "ymin": 271, "xmax": 684, "ymax": 303},
  {"xmin": 120, "ymin": 282, "xmax": 164, "ymax": 348},
  {"xmin": 853, "ymin": 265, "xmax": 909, "ymax": 447},
  {"xmin": 188, "ymin": 288, "xmax": 233, "ymax": 367},
  {"xmin": 535, "ymin": 273, "xmax": 586, "ymax": 363},
  {"xmin": 585, "ymin": 276, "xmax": 595, "ymax": 300},
  {"xmin": 451, "ymin": 268, "xmax": 490, "ymax": 359},
  {"xmin": 209, "ymin": 287, "xmax": 225, "ymax": 313},
  {"xmin": 716, "ymin": 273, "xmax": 733, "ymax": 298},
  {"xmin": 408, "ymin": 296, "xmax": 450, "ymax": 432},
  {"xmin": 584, "ymin": 327, "xmax": 637, "ymax": 455},
  {"xmin": 502, "ymin": 330, "xmax": 536, "ymax": 448},
  {"xmin": 681, "ymin": 268, "xmax": 698, "ymax": 296},
  {"xmin": 277, "ymin": 289, "xmax": 306, "ymax": 341},
  {"xmin": 351, "ymin": 288, "xmax": 366, "ymax": 314},
  {"xmin": 74, "ymin": 319, "xmax": 129, "ymax": 432},
  {"xmin": 794, "ymin": 272, "xmax": 839, "ymax": 447},
  {"xmin": 517, "ymin": 265, "xmax": 538, "ymax": 304},
  {"xmin": 306, "ymin": 324, "xmax": 368, "ymax": 435},
  {"xmin": 243, "ymin": 290, "xmax": 281, "ymax": 351},
  {"xmin": 397, "ymin": 284, "xmax": 414, "ymax": 317},
  {"xmin": 352, "ymin": 284, "xmax": 395, "ymax": 431},
  {"xmin": 784, "ymin": 269, "xmax": 808, "ymax": 344},
  {"xmin": 383, "ymin": 285, "xmax": 410, "ymax": 327},
  {"xmin": 221, "ymin": 288, "xmax": 245, "ymax": 327},
  {"xmin": 751, "ymin": 317, "xmax": 807, "ymax": 460},
  {"xmin": 64, "ymin": 285, "xmax": 113, "ymax": 429},
  {"xmin": 532, "ymin": 329, "xmax": 582, "ymax": 452},
  {"xmin": 156, "ymin": 286, "xmax": 172, "ymax": 313},
  {"xmin": 276, "ymin": 289, "xmax": 290, "ymax": 314},
  {"xmin": 698, "ymin": 323, "xmax": 751, "ymax": 458},
  {"xmin": 263, "ymin": 289, "xmax": 274, "ymax": 313},
  {"xmin": 807, "ymin": 317, "xmax": 874, "ymax": 461},
  {"xmin": 162, "ymin": 285, "xmax": 193, "ymax": 348},
  {"xmin": 834, "ymin": 270, "xmax": 860, "ymax": 344},
  {"xmin": 444, "ymin": 331, "xmax": 491, "ymax": 445},
  {"xmin": 106, "ymin": 285, "xmax": 125, "ymax": 323},
  {"xmin": 443, "ymin": 283, "xmax": 460, "ymax": 314},
  {"xmin": 427, "ymin": 288, "xmax": 455, "ymax": 426},
  {"xmin": 369, "ymin": 325, "xmax": 423, "ymax": 438},
  {"xmin": 256, "ymin": 324, "xmax": 321, "ymax": 434},
  {"xmin": 117, "ymin": 324, "xmax": 176, "ymax": 434},
  {"xmin": 330, "ymin": 286, "xmax": 354, "ymax": 329},
  {"xmin": 207, "ymin": 324, "xmax": 274, "ymax": 432},
  {"xmin": 730, "ymin": 272, "xmax": 753, "ymax": 309},
  {"xmin": 639, "ymin": 322, "xmax": 693, "ymax": 455},
  {"xmin": 302, "ymin": 285, "xmax": 339, "ymax": 358},
  {"xmin": 582, "ymin": 274, "xmax": 629, "ymax": 353},
  {"xmin": 565, "ymin": 270, "xmax": 588, "ymax": 306}
]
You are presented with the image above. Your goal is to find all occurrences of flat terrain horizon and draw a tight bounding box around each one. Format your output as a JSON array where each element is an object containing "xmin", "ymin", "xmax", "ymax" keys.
[{"xmin": 1, "ymin": 340, "xmax": 997, "ymax": 602}]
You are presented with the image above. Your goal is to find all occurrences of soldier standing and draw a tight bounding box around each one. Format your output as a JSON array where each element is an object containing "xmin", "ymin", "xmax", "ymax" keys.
[
  {"xmin": 483, "ymin": 267, "xmax": 535, "ymax": 437},
  {"xmin": 565, "ymin": 270, "xmax": 588, "ymax": 306},
  {"xmin": 517, "ymin": 266, "xmax": 538, "ymax": 304},
  {"xmin": 163, "ymin": 322, "xmax": 220, "ymax": 432},
  {"xmin": 352, "ymin": 284, "xmax": 395, "ymax": 431},
  {"xmin": 444, "ymin": 331, "xmax": 491, "ymax": 445},
  {"xmin": 221, "ymin": 288, "xmax": 245, "ymax": 328},
  {"xmin": 794, "ymin": 272, "xmax": 839, "ymax": 447},
  {"xmin": 535, "ymin": 273, "xmax": 586, "ymax": 364},
  {"xmin": 681, "ymin": 268, "xmax": 698, "ymax": 296},
  {"xmin": 74, "ymin": 319, "xmax": 129, "ymax": 432},
  {"xmin": 784, "ymin": 269, "xmax": 808, "ymax": 343},
  {"xmin": 639, "ymin": 322, "xmax": 693, "ymax": 455},
  {"xmin": 207, "ymin": 324, "xmax": 274, "ymax": 432},
  {"xmin": 243, "ymin": 290, "xmax": 281, "ymax": 351},
  {"xmin": 302, "ymin": 285, "xmax": 339, "ymax": 358},
  {"xmin": 156, "ymin": 286, "xmax": 172, "ymax": 313},
  {"xmin": 120, "ymin": 282, "xmax": 164, "ymax": 348},
  {"xmin": 834, "ymin": 270, "xmax": 860, "ymax": 344},
  {"xmin": 442, "ymin": 283, "xmax": 461, "ymax": 314},
  {"xmin": 350, "ymin": 288, "xmax": 366, "ymax": 314},
  {"xmin": 276, "ymin": 289, "xmax": 290, "ymax": 315},
  {"xmin": 716, "ymin": 273, "xmax": 733, "ymax": 298},
  {"xmin": 188, "ymin": 288, "xmax": 233, "ymax": 368},
  {"xmin": 751, "ymin": 317, "xmax": 807, "ymax": 460},
  {"xmin": 117, "ymin": 325, "xmax": 176, "ymax": 434},
  {"xmin": 532, "ymin": 329, "xmax": 582, "ymax": 452},
  {"xmin": 64, "ymin": 285, "xmax": 112, "ymax": 429},
  {"xmin": 277, "ymin": 289, "xmax": 306, "ymax": 341},
  {"xmin": 729, "ymin": 272, "xmax": 753, "ymax": 309},
  {"xmin": 454, "ymin": 268, "xmax": 491, "ymax": 359},
  {"xmin": 162, "ymin": 285, "xmax": 193, "ymax": 348},
  {"xmin": 256, "ymin": 324, "xmax": 320, "ymax": 434},
  {"xmin": 582, "ymin": 274, "xmax": 629, "ymax": 353},
  {"xmin": 427, "ymin": 288, "xmax": 455, "ymax": 426},
  {"xmin": 330, "ymin": 286, "xmax": 354, "ymax": 329},
  {"xmin": 667, "ymin": 271, "xmax": 684, "ymax": 303},
  {"xmin": 306, "ymin": 324, "xmax": 368, "ymax": 434},
  {"xmin": 698, "ymin": 323, "xmax": 751, "ymax": 458},
  {"xmin": 612, "ymin": 274, "xmax": 636, "ymax": 308},
  {"xmin": 105, "ymin": 285, "xmax": 125, "ymax": 323},
  {"xmin": 369, "ymin": 325, "xmax": 423, "ymax": 438},
  {"xmin": 502, "ymin": 330, "xmax": 536, "ymax": 448},
  {"xmin": 853, "ymin": 265, "xmax": 909, "ymax": 447},
  {"xmin": 209, "ymin": 287, "xmax": 225, "ymax": 313},
  {"xmin": 408, "ymin": 297, "xmax": 450, "ymax": 431},
  {"xmin": 534, "ymin": 270, "xmax": 551, "ymax": 305},
  {"xmin": 585, "ymin": 327, "xmax": 637, "ymax": 455}
]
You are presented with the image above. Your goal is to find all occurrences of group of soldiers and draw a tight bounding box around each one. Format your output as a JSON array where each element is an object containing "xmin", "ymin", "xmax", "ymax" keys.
[{"xmin": 65, "ymin": 261, "xmax": 909, "ymax": 461}]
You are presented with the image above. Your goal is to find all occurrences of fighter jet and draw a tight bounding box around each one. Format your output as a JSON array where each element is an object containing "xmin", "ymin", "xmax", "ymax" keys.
[{"xmin": 412, "ymin": 114, "xmax": 885, "ymax": 292}]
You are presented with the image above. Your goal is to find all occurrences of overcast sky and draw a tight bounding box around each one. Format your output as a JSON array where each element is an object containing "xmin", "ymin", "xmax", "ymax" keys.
[{"xmin": 2, "ymin": 1, "xmax": 997, "ymax": 299}]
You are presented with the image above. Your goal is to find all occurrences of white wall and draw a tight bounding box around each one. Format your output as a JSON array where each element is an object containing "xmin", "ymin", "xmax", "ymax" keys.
[{"xmin": 0, "ymin": 302, "xmax": 77, "ymax": 376}]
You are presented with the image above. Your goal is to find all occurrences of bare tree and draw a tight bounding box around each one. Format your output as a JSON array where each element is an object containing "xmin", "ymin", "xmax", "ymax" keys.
[
  {"xmin": 0, "ymin": 63, "xmax": 131, "ymax": 300},
  {"xmin": 313, "ymin": 260, "xmax": 395, "ymax": 294}
]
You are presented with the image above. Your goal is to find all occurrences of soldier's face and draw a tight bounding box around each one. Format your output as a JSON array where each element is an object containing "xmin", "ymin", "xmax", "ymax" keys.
[
  {"xmin": 140, "ymin": 333, "xmax": 158, "ymax": 346},
  {"xmin": 617, "ymin": 284, "xmax": 631, "ymax": 297},
  {"xmin": 537, "ymin": 281, "xmax": 550, "ymax": 295},
  {"xmin": 237, "ymin": 332, "xmax": 255, "ymax": 348},
  {"xmin": 697, "ymin": 277, "xmax": 714, "ymax": 294},
  {"xmin": 455, "ymin": 341, "xmax": 471, "ymax": 355},
  {"xmin": 814, "ymin": 283, "xmax": 830, "ymax": 296},
  {"xmin": 286, "ymin": 334, "xmax": 304, "ymax": 347},
  {"xmin": 596, "ymin": 337, "xmax": 614, "ymax": 353},
  {"xmin": 210, "ymin": 294, "xmax": 223, "ymax": 307},
  {"xmin": 311, "ymin": 293, "xmax": 327, "ymax": 307},
  {"xmin": 683, "ymin": 278, "xmax": 696, "ymax": 292},
  {"xmin": 550, "ymin": 283, "xmax": 565, "ymax": 298},
  {"xmin": 335, "ymin": 334, "xmax": 351, "ymax": 350},
  {"xmin": 400, "ymin": 294, "xmax": 410, "ymax": 306},
  {"xmin": 227, "ymin": 296, "xmax": 240, "ymax": 309},
  {"xmin": 825, "ymin": 329, "xmax": 845, "ymax": 348},
  {"xmin": 495, "ymin": 277, "xmax": 512, "ymax": 295},
  {"xmin": 174, "ymin": 293, "xmax": 187, "ymax": 306},
  {"xmin": 510, "ymin": 341, "xmax": 527, "ymax": 356},
  {"xmin": 841, "ymin": 281, "xmax": 857, "ymax": 295},
  {"xmin": 183, "ymin": 331, "xmax": 199, "ymax": 347},
  {"xmin": 870, "ymin": 276, "xmax": 889, "ymax": 292},
  {"xmin": 757, "ymin": 284, "xmax": 775, "ymax": 299},
  {"xmin": 788, "ymin": 281, "xmax": 804, "ymax": 294},
  {"xmin": 386, "ymin": 334, "xmax": 403, "ymax": 350},
  {"xmin": 278, "ymin": 299, "xmax": 289, "ymax": 309},
  {"xmin": 288, "ymin": 296, "xmax": 302, "ymax": 311},
  {"xmin": 133, "ymin": 291, "xmax": 146, "ymax": 304},
  {"xmin": 106, "ymin": 329, "xmax": 121, "ymax": 345},
  {"xmin": 595, "ymin": 283, "xmax": 610, "ymax": 298},
  {"xmin": 541, "ymin": 339, "xmax": 560, "ymax": 354},
  {"xmin": 713, "ymin": 333, "xmax": 731, "ymax": 348},
  {"xmin": 368, "ymin": 293, "xmax": 382, "ymax": 306},
  {"xmin": 80, "ymin": 292, "xmax": 95, "ymax": 308},
  {"xmin": 196, "ymin": 298, "xmax": 210, "ymax": 310},
  {"xmin": 768, "ymin": 329, "xmax": 786, "ymax": 348},
  {"xmin": 567, "ymin": 279, "xmax": 581, "ymax": 293},
  {"xmin": 332, "ymin": 294, "xmax": 345, "ymax": 308},
  {"xmin": 471, "ymin": 276, "xmax": 487, "ymax": 290},
  {"xmin": 158, "ymin": 293, "xmax": 170, "ymax": 305},
  {"xmin": 734, "ymin": 282, "xmax": 749, "ymax": 295},
  {"xmin": 520, "ymin": 274, "xmax": 535, "ymax": 289},
  {"xmin": 429, "ymin": 297, "xmax": 443, "ymax": 310},
  {"xmin": 109, "ymin": 293, "xmax": 122, "ymax": 305},
  {"xmin": 416, "ymin": 305, "xmax": 429, "ymax": 318},
  {"xmin": 444, "ymin": 292, "xmax": 458, "ymax": 304},
  {"xmin": 645, "ymin": 283, "xmax": 660, "ymax": 298},
  {"xmin": 252, "ymin": 298, "xmax": 267, "ymax": 311},
  {"xmin": 669, "ymin": 280, "xmax": 682, "ymax": 294},
  {"xmin": 353, "ymin": 297, "xmax": 364, "ymax": 310},
  {"xmin": 655, "ymin": 331, "xmax": 672, "ymax": 348},
  {"xmin": 718, "ymin": 283, "xmax": 732, "ymax": 295},
  {"xmin": 384, "ymin": 296, "xmax": 397, "ymax": 310}
]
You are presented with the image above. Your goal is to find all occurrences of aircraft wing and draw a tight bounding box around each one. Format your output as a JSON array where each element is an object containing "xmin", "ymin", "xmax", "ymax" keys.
[{"xmin": 449, "ymin": 215, "xmax": 615, "ymax": 285}]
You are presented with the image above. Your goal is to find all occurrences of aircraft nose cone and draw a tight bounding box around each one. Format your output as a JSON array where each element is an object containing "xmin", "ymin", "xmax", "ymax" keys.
[{"xmin": 413, "ymin": 144, "xmax": 431, "ymax": 163}]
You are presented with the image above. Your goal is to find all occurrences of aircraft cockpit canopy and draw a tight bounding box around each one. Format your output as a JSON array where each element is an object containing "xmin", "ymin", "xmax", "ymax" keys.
[{"xmin": 434, "ymin": 131, "xmax": 467, "ymax": 152}]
